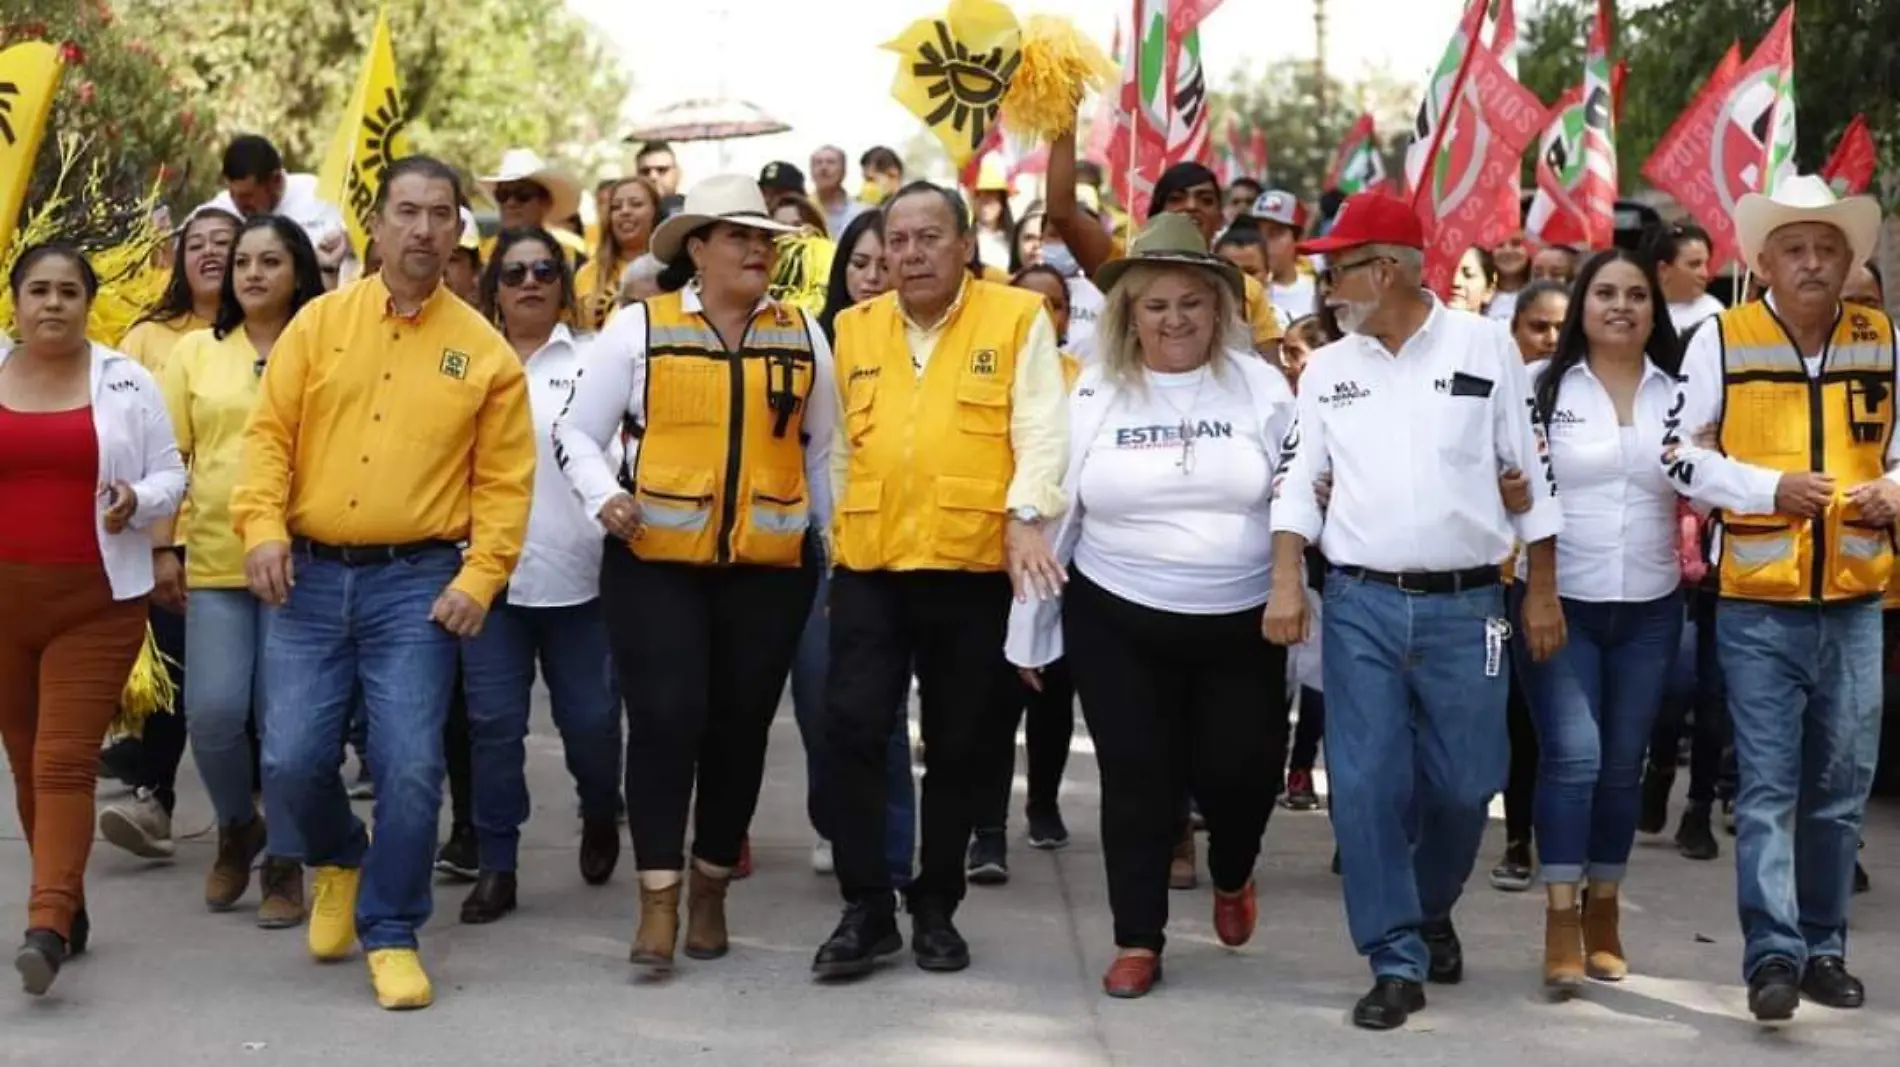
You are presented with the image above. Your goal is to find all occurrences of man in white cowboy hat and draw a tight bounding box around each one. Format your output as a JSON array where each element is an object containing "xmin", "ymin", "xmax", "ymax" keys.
[
  {"xmin": 477, "ymin": 148, "xmax": 589, "ymax": 259},
  {"xmin": 1661, "ymin": 174, "xmax": 1893, "ymax": 1024}
]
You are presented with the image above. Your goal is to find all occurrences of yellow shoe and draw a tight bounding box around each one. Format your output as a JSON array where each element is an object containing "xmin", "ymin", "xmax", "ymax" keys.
[
  {"xmin": 307, "ymin": 866, "xmax": 361, "ymax": 961},
  {"xmin": 366, "ymin": 948, "xmax": 434, "ymax": 1010}
]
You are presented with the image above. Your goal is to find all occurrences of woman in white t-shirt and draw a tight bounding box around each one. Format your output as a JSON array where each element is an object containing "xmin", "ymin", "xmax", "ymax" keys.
[
  {"xmin": 1006, "ymin": 214, "xmax": 1295, "ymax": 1000},
  {"xmin": 1650, "ymin": 221, "xmax": 1726, "ymax": 334},
  {"xmin": 1524, "ymin": 249, "xmax": 1684, "ymax": 995}
]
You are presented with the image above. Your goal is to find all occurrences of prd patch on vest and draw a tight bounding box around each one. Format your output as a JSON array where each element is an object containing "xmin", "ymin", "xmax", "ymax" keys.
[
  {"xmin": 969, "ymin": 349, "xmax": 999, "ymax": 376},
  {"xmin": 439, "ymin": 349, "xmax": 470, "ymax": 380}
]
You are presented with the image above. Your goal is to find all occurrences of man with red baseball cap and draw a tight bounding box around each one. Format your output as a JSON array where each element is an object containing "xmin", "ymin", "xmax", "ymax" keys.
[{"xmin": 1265, "ymin": 190, "xmax": 1567, "ymax": 1031}]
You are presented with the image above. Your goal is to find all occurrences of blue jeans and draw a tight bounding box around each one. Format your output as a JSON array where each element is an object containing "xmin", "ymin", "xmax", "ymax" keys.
[
  {"xmin": 1526, "ymin": 593, "xmax": 1683, "ymax": 884},
  {"xmin": 260, "ymin": 547, "xmax": 461, "ymax": 951},
  {"xmin": 1323, "ymin": 573, "xmax": 1510, "ymax": 982},
  {"xmin": 791, "ymin": 542, "xmax": 915, "ymax": 886},
  {"xmin": 184, "ymin": 588, "xmax": 299, "ymax": 857},
  {"xmin": 460, "ymin": 598, "xmax": 622, "ymax": 871},
  {"xmin": 1717, "ymin": 597, "xmax": 1883, "ymax": 980}
]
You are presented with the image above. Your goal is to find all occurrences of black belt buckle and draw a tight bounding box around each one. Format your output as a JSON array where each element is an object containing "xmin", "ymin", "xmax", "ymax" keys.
[{"xmin": 1393, "ymin": 571, "xmax": 1432, "ymax": 595}]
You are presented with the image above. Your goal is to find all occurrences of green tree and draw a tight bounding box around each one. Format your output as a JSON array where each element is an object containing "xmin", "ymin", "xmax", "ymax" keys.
[
  {"xmin": 1210, "ymin": 65, "xmax": 1414, "ymax": 200},
  {"xmin": 113, "ymin": 0, "xmax": 630, "ymax": 205}
]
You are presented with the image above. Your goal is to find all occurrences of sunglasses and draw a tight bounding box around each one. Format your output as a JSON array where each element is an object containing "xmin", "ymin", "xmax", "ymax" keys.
[
  {"xmin": 495, "ymin": 185, "xmax": 548, "ymax": 205},
  {"xmin": 500, "ymin": 259, "xmax": 561, "ymax": 287}
]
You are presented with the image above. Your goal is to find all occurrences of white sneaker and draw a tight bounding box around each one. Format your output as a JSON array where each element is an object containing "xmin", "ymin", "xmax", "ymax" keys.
[
  {"xmin": 98, "ymin": 787, "xmax": 176, "ymax": 859},
  {"xmin": 810, "ymin": 838, "xmax": 834, "ymax": 875}
]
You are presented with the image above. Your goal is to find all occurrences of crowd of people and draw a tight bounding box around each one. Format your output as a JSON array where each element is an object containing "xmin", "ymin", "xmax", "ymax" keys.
[{"xmin": 0, "ymin": 116, "xmax": 1891, "ymax": 1037}]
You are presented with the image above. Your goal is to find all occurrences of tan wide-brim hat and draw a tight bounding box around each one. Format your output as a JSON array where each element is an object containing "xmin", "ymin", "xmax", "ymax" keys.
[
  {"xmin": 1735, "ymin": 174, "xmax": 1882, "ymax": 269},
  {"xmin": 649, "ymin": 174, "xmax": 800, "ymax": 264},
  {"xmin": 1094, "ymin": 212, "xmax": 1247, "ymax": 301},
  {"xmin": 479, "ymin": 148, "xmax": 584, "ymax": 223}
]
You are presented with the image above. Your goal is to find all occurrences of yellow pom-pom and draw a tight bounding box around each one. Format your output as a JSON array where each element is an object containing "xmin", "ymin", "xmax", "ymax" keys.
[
  {"xmin": 1000, "ymin": 16, "xmax": 1116, "ymax": 144},
  {"xmin": 768, "ymin": 232, "xmax": 837, "ymax": 315},
  {"xmin": 111, "ymin": 622, "xmax": 179, "ymax": 738}
]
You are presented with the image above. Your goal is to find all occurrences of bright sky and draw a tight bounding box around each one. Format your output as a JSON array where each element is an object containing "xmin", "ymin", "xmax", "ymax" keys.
[{"xmin": 565, "ymin": 0, "xmax": 1473, "ymax": 183}]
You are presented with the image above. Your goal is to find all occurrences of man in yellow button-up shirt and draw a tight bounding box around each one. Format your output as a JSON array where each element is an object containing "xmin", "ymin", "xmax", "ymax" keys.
[{"xmin": 230, "ymin": 157, "xmax": 534, "ymax": 1012}]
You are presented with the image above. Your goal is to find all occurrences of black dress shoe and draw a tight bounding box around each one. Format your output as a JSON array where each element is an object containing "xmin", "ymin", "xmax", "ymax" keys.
[
  {"xmin": 812, "ymin": 901, "xmax": 903, "ymax": 980},
  {"xmin": 1352, "ymin": 977, "xmax": 1426, "ymax": 1030},
  {"xmin": 911, "ymin": 902, "xmax": 971, "ymax": 972},
  {"xmin": 1800, "ymin": 955, "xmax": 1865, "ymax": 1009},
  {"xmin": 15, "ymin": 929, "xmax": 65, "ymax": 996},
  {"xmin": 1421, "ymin": 918, "xmax": 1463, "ymax": 984},
  {"xmin": 1637, "ymin": 766, "xmax": 1673, "ymax": 834},
  {"xmin": 579, "ymin": 815, "xmax": 620, "ymax": 886},
  {"xmin": 459, "ymin": 872, "xmax": 518, "ymax": 925},
  {"xmin": 68, "ymin": 909, "xmax": 89, "ymax": 958},
  {"xmin": 1675, "ymin": 804, "xmax": 1719, "ymax": 861},
  {"xmin": 1748, "ymin": 958, "xmax": 1801, "ymax": 1021}
]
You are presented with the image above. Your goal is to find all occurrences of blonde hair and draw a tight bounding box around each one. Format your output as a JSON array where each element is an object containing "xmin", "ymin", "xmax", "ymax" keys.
[
  {"xmin": 593, "ymin": 175, "xmax": 663, "ymax": 304},
  {"xmin": 1096, "ymin": 262, "xmax": 1249, "ymax": 389}
]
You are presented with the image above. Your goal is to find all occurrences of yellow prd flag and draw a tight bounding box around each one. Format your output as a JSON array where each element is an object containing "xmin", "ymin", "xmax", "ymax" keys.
[
  {"xmin": 0, "ymin": 41, "xmax": 64, "ymax": 260},
  {"xmin": 318, "ymin": 9, "xmax": 410, "ymax": 258}
]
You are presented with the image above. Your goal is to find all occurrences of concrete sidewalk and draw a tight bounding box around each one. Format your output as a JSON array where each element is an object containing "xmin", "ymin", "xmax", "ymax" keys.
[{"xmin": 3, "ymin": 694, "xmax": 1898, "ymax": 1066}]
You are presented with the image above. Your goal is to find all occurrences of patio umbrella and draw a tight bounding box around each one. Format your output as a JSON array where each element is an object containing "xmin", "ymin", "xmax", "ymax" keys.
[{"xmin": 625, "ymin": 99, "xmax": 791, "ymax": 143}]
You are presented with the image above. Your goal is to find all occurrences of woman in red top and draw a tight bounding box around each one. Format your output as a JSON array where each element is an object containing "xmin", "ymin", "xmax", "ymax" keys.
[{"xmin": 0, "ymin": 244, "xmax": 185, "ymax": 996}]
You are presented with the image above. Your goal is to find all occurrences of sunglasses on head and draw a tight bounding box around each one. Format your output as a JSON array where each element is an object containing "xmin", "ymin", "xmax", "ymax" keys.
[
  {"xmin": 496, "ymin": 185, "xmax": 547, "ymax": 205},
  {"xmin": 500, "ymin": 259, "xmax": 561, "ymax": 287}
]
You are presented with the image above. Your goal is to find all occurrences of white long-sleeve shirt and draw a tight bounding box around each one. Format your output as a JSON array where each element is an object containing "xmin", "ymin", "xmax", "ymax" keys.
[
  {"xmin": 1271, "ymin": 296, "xmax": 1563, "ymax": 570},
  {"xmin": 552, "ymin": 290, "xmax": 836, "ymax": 537},
  {"xmin": 510, "ymin": 326, "xmax": 623, "ymax": 608},
  {"xmin": 1662, "ymin": 299, "xmax": 1900, "ymax": 519}
]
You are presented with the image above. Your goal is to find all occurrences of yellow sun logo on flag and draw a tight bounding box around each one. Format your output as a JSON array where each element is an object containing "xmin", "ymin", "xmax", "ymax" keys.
[{"xmin": 885, "ymin": 0, "xmax": 1023, "ymax": 165}]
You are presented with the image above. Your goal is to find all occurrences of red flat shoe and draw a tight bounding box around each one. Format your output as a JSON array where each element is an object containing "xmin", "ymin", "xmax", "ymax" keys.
[
  {"xmin": 1103, "ymin": 953, "xmax": 1163, "ymax": 999},
  {"xmin": 1213, "ymin": 879, "xmax": 1257, "ymax": 947}
]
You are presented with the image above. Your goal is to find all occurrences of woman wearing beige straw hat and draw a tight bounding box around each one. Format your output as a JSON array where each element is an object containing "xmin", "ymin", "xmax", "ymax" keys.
[
  {"xmin": 553, "ymin": 174, "xmax": 834, "ymax": 975},
  {"xmin": 1005, "ymin": 212, "xmax": 1296, "ymax": 999}
]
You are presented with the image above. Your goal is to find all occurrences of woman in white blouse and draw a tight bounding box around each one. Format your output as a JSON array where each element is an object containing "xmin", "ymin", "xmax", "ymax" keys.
[
  {"xmin": 1525, "ymin": 249, "xmax": 1684, "ymax": 995},
  {"xmin": 1007, "ymin": 214, "xmax": 1295, "ymax": 1000}
]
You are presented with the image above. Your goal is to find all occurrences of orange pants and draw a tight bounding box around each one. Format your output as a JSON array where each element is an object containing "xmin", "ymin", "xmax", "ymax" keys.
[{"xmin": 0, "ymin": 561, "xmax": 147, "ymax": 938}]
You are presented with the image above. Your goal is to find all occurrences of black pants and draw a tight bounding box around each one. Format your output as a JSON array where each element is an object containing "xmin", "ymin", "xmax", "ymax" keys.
[
  {"xmin": 1063, "ymin": 572, "xmax": 1288, "ymax": 953},
  {"xmin": 1502, "ymin": 663, "xmax": 1538, "ymax": 847},
  {"xmin": 1289, "ymin": 687, "xmax": 1325, "ymax": 771},
  {"xmin": 132, "ymin": 600, "xmax": 190, "ymax": 814},
  {"xmin": 975, "ymin": 660, "xmax": 1076, "ymax": 830},
  {"xmin": 445, "ymin": 668, "xmax": 472, "ymax": 829},
  {"xmin": 826, "ymin": 569, "xmax": 1019, "ymax": 911},
  {"xmin": 604, "ymin": 549, "xmax": 814, "ymax": 871},
  {"xmin": 1647, "ymin": 588, "xmax": 1733, "ymax": 806}
]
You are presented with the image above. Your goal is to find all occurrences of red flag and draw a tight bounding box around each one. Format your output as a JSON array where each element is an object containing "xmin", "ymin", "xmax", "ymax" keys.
[
  {"xmin": 1822, "ymin": 115, "xmax": 1877, "ymax": 196},
  {"xmin": 1226, "ymin": 119, "xmax": 1247, "ymax": 183},
  {"xmin": 1325, "ymin": 113, "xmax": 1384, "ymax": 194},
  {"xmin": 1107, "ymin": 1, "xmax": 1221, "ymax": 221},
  {"xmin": 1485, "ymin": 0, "xmax": 1523, "ymax": 237},
  {"xmin": 1526, "ymin": 0, "xmax": 1618, "ymax": 249},
  {"xmin": 1083, "ymin": 21, "xmax": 1124, "ymax": 166},
  {"xmin": 1249, "ymin": 128, "xmax": 1268, "ymax": 179},
  {"xmin": 959, "ymin": 124, "xmax": 1006, "ymax": 191},
  {"xmin": 1639, "ymin": 7, "xmax": 1794, "ymax": 268},
  {"xmin": 1168, "ymin": 0, "xmax": 1225, "ymax": 47},
  {"xmin": 1409, "ymin": 1, "xmax": 1545, "ymax": 296}
]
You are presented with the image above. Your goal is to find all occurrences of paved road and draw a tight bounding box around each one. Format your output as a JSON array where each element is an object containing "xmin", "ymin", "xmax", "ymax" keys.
[{"xmin": 3, "ymin": 693, "xmax": 1898, "ymax": 1065}]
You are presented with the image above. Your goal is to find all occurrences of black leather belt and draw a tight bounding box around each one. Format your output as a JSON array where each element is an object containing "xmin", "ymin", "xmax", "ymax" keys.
[
  {"xmin": 292, "ymin": 537, "xmax": 458, "ymax": 566},
  {"xmin": 1335, "ymin": 564, "xmax": 1501, "ymax": 595}
]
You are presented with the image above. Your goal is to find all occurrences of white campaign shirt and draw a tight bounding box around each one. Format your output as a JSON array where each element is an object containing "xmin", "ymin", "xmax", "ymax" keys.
[
  {"xmin": 201, "ymin": 173, "xmax": 346, "ymax": 250},
  {"xmin": 1074, "ymin": 364, "xmax": 1287, "ymax": 614},
  {"xmin": 1534, "ymin": 359, "xmax": 1679, "ymax": 602},
  {"xmin": 1065, "ymin": 275, "xmax": 1105, "ymax": 360},
  {"xmin": 553, "ymin": 289, "xmax": 837, "ymax": 538},
  {"xmin": 0, "ymin": 344, "xmax": 186, "ymax": 600},
  {"xmin": 1668, "ymin": 294, "xmax": 1726, "ymax": 336},
  {"xmin": 1272, "ymin": 296, "xmax": 1564, "ymax": 571},
  {"xmin": 511, "ymin": 326, "xmax": 620, "ymax": 608},
  {"xmin": 1485, "ymin": 290, "xmax": 1520, "ymax": 323},
  {"xmin": 1272, "ymin": 274, "xmax": 1318, "ymax": 322},
  {"xmin": 1664, "ymin": 296, "xmax": 1900, "ymax": 522}
]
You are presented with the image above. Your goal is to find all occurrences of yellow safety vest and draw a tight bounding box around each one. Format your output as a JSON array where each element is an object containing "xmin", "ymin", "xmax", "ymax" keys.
[
  {"xmin": 626, "ymin": 291, "xmax": 817, "ymax": 567},
  {"xmin": 1715, "ymin": 300, "xmax": 1897, "ymax": 603},
  {"xmin": 832, "ymin": 281, "xmax": 1044, "ymax": 572}
]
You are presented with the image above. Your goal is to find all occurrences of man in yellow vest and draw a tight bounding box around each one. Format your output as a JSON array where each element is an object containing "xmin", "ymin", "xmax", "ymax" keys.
[
  {"xmin": 1662, "ymin": 176, "xmax": 1892, "ymax": 1024},
  {"xmin": 812, "ymin": 181, "xmax": 1069, "ymax": 980}
]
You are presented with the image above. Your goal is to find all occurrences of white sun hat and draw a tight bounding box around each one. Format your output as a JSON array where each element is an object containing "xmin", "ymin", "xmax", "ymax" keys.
[
  {"xmin": 478, "ymin": 148, "xmax": 583, "ymax": 223},
  {"xmin": 1734, "ymin": 174, "xmax": 1882, "ymax": 269},
  {"xmin": 649, "ymin": 174, "xmax": 799, "ymax": 264}
]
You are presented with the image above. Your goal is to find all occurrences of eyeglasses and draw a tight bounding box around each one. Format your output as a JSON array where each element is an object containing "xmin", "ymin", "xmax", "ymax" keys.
[
  {"xmin": 495, "ymin": 185, "xmax": 547, "ymax": 205},
  {"xmin": 500, "ymin": 259, "xmax": 561, "ymax": 288},
  {"xmin": 1319, "ymin": 255, "xmax": 1395, "ymax": 289}
]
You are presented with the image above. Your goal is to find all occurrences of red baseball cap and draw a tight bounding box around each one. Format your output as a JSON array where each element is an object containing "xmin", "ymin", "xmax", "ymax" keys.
[{"xmin": 1296, "ymin": 192, "xmax": 1425, "ymax": 255}]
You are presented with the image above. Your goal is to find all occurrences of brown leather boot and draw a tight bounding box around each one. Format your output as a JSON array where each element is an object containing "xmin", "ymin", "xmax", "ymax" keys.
[
  {"xmin": 1544, "ymin": 905, "xmax": 1585, "ymax": 994},
  {"xmin": 629, "ymin": 881, "xmax": 681, "ymax": 972},
  {"xmin": 684, "ymin": 865, "xmax": 732, "ymax": 961},
  {"xmin": 206, "ymin": 816, "xmax": 267, "ymax": 911},
  {"xmin": 1582, "ymin": 891, "xmax": 1627, "ymax": 981},
  {"xmin": 256, "ymin": 858, "xmax": 306, "ymax": 929}
]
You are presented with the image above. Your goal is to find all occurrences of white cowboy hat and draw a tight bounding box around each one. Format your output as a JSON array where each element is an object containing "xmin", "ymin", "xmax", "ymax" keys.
[
  {"xmin": 478, "ymin": 149, "xmax": 583, "ymax": 223},
  {"xmin": 1735, "ymin": 174, "xmax": 1882, "ymax": 269},
  {"xmin": 649, "ymin": 174, "xmax": 799, "ymax": 264}
]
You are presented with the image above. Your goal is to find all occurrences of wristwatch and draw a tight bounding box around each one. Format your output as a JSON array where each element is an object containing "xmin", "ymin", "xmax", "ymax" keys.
[{"xmin": 1011, "ymin": 506, "xmax": 1042, "ymax": 524}]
